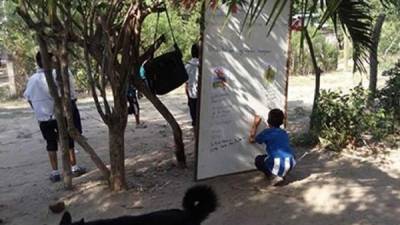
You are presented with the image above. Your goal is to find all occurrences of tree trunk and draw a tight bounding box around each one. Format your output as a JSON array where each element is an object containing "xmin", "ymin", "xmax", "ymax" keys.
[
  {"xmin": 135, "ymin": 81, "xmax": 186, "ymax": 168},
  {"xmin": 109, "ymin": 124, "xmax": 127, "ymax": 191},
  {"xmin": 6, "ymin": 57, "xmax": 16, "ymax": 97},
  {"xmin": 131, "ymin": 6, "xmax": 186, "ymax": 168},
  {"xmin": 60, "ymin": 128, "xmax": 73, "ymax": 189},
  {"xmin": 305, "ymin": 29, "xmax": 322, "ymax": 131},
  {"xmin": 108, "ymin": 77, "xmax": 128, "ymax": 191},
  {"xmin": 59, "ymin": 39, "xmax": 111, "ymax": 183},
  {"xmin": 369, "ymin": 13, "xmax": 386, "ymax": 104},
  {"xmin": 37, "ymin": 36, "xmax": 73, "ymax": 189}
]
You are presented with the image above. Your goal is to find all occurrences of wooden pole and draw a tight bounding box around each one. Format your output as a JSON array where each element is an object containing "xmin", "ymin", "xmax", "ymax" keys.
[
  {"xmin": 343, "ymin": 35, "xmax": 351, "ymax": 71},
  {"xmin": 6, "ymin": 55, "xmax": 16, "ymax": 96}
]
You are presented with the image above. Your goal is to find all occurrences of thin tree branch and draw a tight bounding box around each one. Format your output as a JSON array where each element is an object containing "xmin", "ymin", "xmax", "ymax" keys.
[
  {"xmin": 16, "ymin": 7, "xmax": 46, "ymax": 31},
  {"xmin": 82, "ymin": 20, "xmax": 108, "ymax": 123},
  {"xmin": 106, "ymin": 0, "xmax": 124, "ymax": 27},
  {"xmin": 143, "ymin": 1, "xmax": 165, "ymax": 18},
  {"xmin": 56, "ymin": 2, "xmax": 83, "ymax": 32},
  {"xmin": 112, "ymin": 3, "xmax": 136, "ymax": 63},
  {"xmin": 99, "ymin": 63, "xmax": 112, "ymax": 117},
  {"xmin": 139, "ymin": 34, "xmax": 166, "ymax": 63}
]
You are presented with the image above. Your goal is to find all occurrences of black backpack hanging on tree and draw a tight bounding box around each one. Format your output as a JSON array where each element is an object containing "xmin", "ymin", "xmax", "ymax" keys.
[{"xmin": 144, "ymin": 7, "xmax": 188, "ymax": 95}]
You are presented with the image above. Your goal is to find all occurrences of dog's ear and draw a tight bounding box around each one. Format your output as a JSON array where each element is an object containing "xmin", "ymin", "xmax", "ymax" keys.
[
  {"xmin": 60, "ymin": 211, "xmax": 72, "ymax": 225},
  {"xmin": 78, "ymin": 218, "xmax": 85, "ymax": 224}
]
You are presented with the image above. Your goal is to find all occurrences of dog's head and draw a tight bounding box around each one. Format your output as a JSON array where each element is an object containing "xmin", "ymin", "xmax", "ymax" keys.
[{"xmin": 59, "ymin": 212, "xmax": 85, "ymax": 225}]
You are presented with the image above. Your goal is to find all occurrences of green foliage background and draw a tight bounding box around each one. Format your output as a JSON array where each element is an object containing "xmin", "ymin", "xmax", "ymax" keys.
[
  {"xmin": 0, "ymin": 0, "xmax": 399, "ymax": 94},
  {"xmin": 0, "ymin": 1, "xmax": 36, "ymax": 96},
  {"xmin": 290, "ymin": 31, "xmax": 339, "ymax": 75},
  {"xmin": 141, "ymin": 4, "xmax": 201, "ymax": 62},
  {"xmin": 0, "ymin": 1, "xmax": 201, "ymax": 93}
]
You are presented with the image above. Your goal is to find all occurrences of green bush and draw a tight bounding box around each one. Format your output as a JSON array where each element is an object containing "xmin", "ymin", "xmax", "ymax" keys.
[
  {"xmin": 0, "ymin": 1, "xmax": 36, "ymax": 96},
  {"xmin": 290, "ymin": 31, "xmax": 339, "ymax": 75},
  {"xmin": 311, "ymin": 85, "xmax": 393, "ymax": 151},
  {"xmin": 379, "ymin": 60, "xmax": 400, "ymax": 124}
]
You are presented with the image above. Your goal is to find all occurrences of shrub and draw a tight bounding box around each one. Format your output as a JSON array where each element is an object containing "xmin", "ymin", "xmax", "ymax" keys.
[
  {"xmin": 311, "ymin": 85, "xmax": 393, "ymax": 151},
  {"xmin": 379, "ymin": 60, "xmax": 400, "ymax": 125}
]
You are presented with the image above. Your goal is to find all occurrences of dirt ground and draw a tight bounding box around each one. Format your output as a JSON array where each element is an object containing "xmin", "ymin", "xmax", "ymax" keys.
[{"xmin": 0, "ymin": 72, "xmax": 399, "ymax": 225}]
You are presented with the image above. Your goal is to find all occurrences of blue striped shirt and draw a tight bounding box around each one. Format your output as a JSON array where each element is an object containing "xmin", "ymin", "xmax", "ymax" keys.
[{"xmin": 255, "ymin": 128, "xmax": 296, "ymax": 177}]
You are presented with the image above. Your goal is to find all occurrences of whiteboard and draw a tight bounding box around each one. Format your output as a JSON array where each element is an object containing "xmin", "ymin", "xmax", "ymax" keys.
[{"xmin": 196, "ymin": 2, "xmax": 291, "ymax": 180}]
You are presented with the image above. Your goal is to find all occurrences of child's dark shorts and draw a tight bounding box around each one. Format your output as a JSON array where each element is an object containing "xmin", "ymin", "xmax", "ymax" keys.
[
  {"xmin": 255, "ymin": 155, "xmax": 273, "ymax": 177},
  {"xmin": 39, "ymin": 120, "xmax": 74, "ymax": 151}
]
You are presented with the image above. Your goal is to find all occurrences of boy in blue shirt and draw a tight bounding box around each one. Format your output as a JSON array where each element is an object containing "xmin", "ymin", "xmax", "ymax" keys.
[{"xmin": 249, "ymin": 108, "xmax": 296, "ymax": 186}]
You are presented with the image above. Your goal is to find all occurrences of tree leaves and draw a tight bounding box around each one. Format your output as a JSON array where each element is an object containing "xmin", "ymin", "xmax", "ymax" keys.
[{"xmin": 227, "ymin": 0, "xmax": 385, "ymax": 73}]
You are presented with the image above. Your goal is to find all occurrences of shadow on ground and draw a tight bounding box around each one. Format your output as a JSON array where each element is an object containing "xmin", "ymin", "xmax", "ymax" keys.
[
  {"xmin": 52, "ymin": 138, "xmax": 399, "ymax": 225},
  {"xmin": 1, "ymin": 94, "xmax": 399, "ymax": 225}
]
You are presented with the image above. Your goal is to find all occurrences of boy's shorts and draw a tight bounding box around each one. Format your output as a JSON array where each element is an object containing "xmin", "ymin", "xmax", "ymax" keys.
[
  {"xmin": 39, "ymin": 120, "xmax": 74, "ymax": 151},
  {"xmin": 71, "ymin": 100, "xmax": 82, "ymax": 134},
  {"xmin": 127, "ymin": 93, "xmax": 139, "ymax": 115},
  {"xmin": 255, "ymin": 154, "xmax": 296, "ymax": 178}
]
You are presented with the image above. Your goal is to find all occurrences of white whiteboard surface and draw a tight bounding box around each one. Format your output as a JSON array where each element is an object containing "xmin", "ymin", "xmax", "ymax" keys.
[{"xmin": 196, "ymin": 2, "xmax": 291, "ymax": 180}]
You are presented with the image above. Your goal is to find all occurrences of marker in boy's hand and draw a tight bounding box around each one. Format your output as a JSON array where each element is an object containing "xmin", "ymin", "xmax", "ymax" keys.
[
  {"xmin": 249, "ymin": 114, "xmax": 262, "ymax": 143},
  {"xmin": 249, "ymin": 136, "xmax": 255, "ymax": 143}
]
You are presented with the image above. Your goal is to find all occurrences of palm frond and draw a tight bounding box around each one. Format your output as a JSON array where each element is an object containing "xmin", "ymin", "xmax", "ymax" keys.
[
  {"xmin": 249, "ymin": 0, "xmax": 267, "ymax": 27},
  {"xmin": 335, "ymin": 0, "xmax": 373, "ymax": 72},
  {"xmin": 315, "ymin": 0, "xmax": 342, "ymax": 31},
  {"xmin": 380, "ymin": 0, "xmax": 400, "ymax": 9},
  {"xmin": 265, "ymin": 0, "xmax": 289, "ymax": 35},
  {"xmin": 241, "ymin": 0, "xmax": 255, "ymax": 31},
  {"xmin": 239, "ymin": 0, "xmax": 290, "ymax": 36},
  {"xmin": 305, "ymin": 0, "xmax": 318, "ymax": 30}
]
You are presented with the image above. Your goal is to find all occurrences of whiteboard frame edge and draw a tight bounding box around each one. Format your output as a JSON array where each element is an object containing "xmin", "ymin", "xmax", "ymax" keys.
[
  {"xmin": 194, "ymin": 2, "xmax": 206, "ymax": 181},
  {"xmin": 195, "ymin": 0, "xmax": 293, "ymax": 181}
]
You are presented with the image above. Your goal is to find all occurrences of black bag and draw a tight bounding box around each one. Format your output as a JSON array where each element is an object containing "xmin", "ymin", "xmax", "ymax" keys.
[
  {"xmin": 142, "ymin": 8, "xmax": 189, "ymax": 95},
  {"xmin": 144, "ymin": 45, "xmax": 188, "ymax": 95}
]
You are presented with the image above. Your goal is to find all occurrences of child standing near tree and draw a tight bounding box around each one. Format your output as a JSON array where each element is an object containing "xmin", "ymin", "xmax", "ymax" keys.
[
  {"xmin": 127, "ymin": 84, "xmax": 146, "ymax": 128},
  {"xmin": 24, "ymin": 52, "xmax": 86, "ymax": 182},
  {"xmin": 249, "ymin": 108, "xmax": 296, "ymax": 186},
  {"xmin": 185, "ymin": 43, "xmax": 200, "ymax": 127}
]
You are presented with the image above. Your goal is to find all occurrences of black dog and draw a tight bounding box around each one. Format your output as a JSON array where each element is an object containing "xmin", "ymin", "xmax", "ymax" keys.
[{"xmin": 59, "ymin": 185, "xmax": 217, "ymax": 225}]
